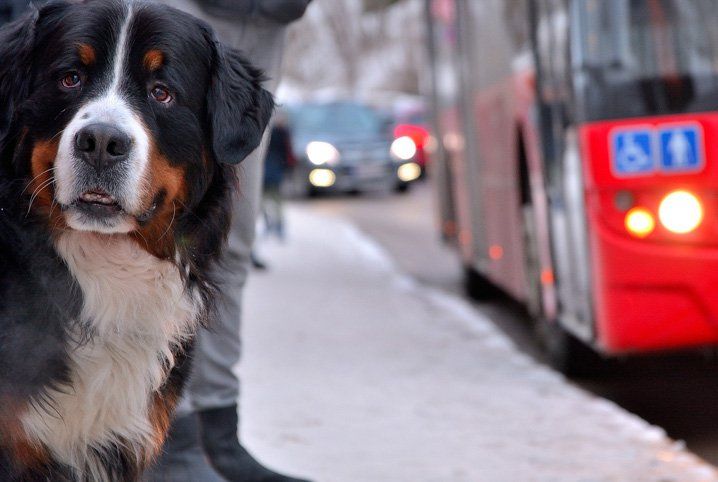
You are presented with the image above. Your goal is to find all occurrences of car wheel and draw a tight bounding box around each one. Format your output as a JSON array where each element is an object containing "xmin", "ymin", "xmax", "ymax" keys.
[
  {"xmin": 307, "ymin": 184, "xmax": 320, "ymax": 198},
  {"xmin": 395, "ymin": 182, "xmax": 410, "ymax": 193}
]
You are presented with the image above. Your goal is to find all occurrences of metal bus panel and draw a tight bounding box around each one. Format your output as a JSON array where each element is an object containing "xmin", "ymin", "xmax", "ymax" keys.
[{"xmin": 454, "ymin": 0, "xmax": 535, "ymax": 300}]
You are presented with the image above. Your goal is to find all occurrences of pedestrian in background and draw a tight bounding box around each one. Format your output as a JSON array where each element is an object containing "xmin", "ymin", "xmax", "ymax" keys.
[
  {"xmin": 262, "ymin": 111, "xmax": 294, "ymax": 241},
  {"xmin": 251, "ymin": 112, "xmax": 295, "ymax": 270},
  {"xmin": 144, "ymin": 1, "xmax": 312, "ymax": 481}
]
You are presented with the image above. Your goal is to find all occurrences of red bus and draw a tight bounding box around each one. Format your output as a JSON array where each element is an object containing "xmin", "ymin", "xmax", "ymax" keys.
[{"xmin": 425, "ymin": 0, "xmax": 718, "ymax": 373}]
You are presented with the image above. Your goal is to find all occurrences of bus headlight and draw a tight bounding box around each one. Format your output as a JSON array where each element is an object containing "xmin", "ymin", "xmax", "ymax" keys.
[
  {"xmin": 658, "ymin": 190, "xmax": 703, "ymax": 234},
  {"xmin": 306, "ymin": 142, "xmax": 340, "ymax": 166},
  {"xmin": 625, "ymin": 207, "xmax": 655, "ymax": 238},
  {"xmin": 391, "ymin": 136, "xmax": 417, "ymax": 161}
]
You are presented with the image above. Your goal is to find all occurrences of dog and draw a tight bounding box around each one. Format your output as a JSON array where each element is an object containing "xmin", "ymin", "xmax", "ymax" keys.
[{"xmin": 0, "ymin": 0, "xmax": 273, "ymax": 480}]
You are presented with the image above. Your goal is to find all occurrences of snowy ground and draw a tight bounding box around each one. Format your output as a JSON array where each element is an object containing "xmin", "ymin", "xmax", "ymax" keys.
[{"xmin": 239, "ymin": 205, "xmax": 718, "ymax": 482}]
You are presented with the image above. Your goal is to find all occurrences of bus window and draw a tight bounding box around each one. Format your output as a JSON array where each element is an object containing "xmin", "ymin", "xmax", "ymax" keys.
[
  {"xmin": 573, "ymin": 0, "xmax": 718, "ymax": 121},
  {"xmin": 533, "ymin": 0, "xmax": 571, "ymax": 187}
]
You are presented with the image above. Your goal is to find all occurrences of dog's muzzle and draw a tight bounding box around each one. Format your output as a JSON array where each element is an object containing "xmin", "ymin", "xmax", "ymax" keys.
[{"xmin": 55, "ymin": 94, "xmax": 151, "ymax": 234}]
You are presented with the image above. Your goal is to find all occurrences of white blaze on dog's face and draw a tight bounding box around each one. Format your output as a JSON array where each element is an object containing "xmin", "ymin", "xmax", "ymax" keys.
[{"xmin": 54, "ymin": 8, "xmax": 150, "ymax": 234}]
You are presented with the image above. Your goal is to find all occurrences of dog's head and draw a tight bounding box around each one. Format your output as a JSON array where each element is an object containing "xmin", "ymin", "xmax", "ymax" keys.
[{"xmin": 0, "ymin": 0, "xmax": 273, "ymax": 256}]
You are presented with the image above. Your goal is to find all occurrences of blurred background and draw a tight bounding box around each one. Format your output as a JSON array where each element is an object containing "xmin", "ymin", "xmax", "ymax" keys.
[{"xmin": 247, "ymin": 1, "xmax": 718, "ymax": 480}]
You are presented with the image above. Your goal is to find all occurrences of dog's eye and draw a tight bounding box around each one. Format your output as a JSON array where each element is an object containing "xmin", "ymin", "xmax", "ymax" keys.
[
  {"xmin": 60, "ymin": 72, "xmax": 82, "ymax": 89},
  {"xmin": 150, "ymin": 85, "xmax": 172, "ymax": 104}
]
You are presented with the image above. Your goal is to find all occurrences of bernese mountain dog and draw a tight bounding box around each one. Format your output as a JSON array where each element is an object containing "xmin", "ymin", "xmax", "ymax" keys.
[{"xmin": 0, "ymin": 0, "xmax": 273, "ymax": 480}]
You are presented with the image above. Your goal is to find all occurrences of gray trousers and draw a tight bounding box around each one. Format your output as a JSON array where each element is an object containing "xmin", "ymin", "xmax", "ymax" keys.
[{"xmin": 157, "ymin": 0, "xmax": 286, "ymax": 414}]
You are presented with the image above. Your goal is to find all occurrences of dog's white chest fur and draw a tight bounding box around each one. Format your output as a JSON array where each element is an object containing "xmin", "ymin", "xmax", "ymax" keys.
[{"xmin": 21, "ymin": 232, "xmax": 200, "ymax": 478}]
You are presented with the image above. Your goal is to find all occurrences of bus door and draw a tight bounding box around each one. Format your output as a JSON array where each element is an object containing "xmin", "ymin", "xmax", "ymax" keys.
[
  {"xmin": 425, "ymin": 0, "xmax": 459, "ymax": 245},
  {"xmin": 532, "ymin": 0, "xmax": 594, "ymax": 339}
]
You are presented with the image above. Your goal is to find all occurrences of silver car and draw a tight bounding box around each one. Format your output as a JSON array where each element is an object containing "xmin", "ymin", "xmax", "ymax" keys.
[{"xmin": 288, "ymin": 101, "xmax": 421, "ymax": 196}]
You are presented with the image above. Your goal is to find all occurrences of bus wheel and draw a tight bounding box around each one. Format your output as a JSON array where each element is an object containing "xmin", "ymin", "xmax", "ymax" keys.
[
  {"xmin": 536, "ymin": 319, "xmax": 604, "ymax": 378},
  {"xmin": 463, "ymin": 265, "xmax": 501, "ymax": 300}
]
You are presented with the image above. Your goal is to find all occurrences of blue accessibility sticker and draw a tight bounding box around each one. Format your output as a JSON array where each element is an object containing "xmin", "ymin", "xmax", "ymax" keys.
[
  {"xmin": 658, "ymin": 124, "xmax": 704, "ymax": 173},
  {"xmin": 611, "ymin": 127, "xmax": 655, "ymax": 176}
]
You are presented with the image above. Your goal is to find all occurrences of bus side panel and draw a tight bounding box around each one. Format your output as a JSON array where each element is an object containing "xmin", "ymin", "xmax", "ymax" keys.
[
  {"xmin": 425, "ymin": 0, "xmax": 477, "ymax": 264},
  {"xmin": 463, "ymin": 0, "xmax": 532, "ymax": 300}
]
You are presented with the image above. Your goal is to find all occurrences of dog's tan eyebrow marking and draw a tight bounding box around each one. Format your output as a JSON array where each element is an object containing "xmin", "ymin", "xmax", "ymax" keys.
[
  {"xmin": 143, "ymin": 49, "xmax": 164, "ymax": 72},
  {"xmin": 76, "ymin": 43, "xmax": 96, "ymax": 66}
]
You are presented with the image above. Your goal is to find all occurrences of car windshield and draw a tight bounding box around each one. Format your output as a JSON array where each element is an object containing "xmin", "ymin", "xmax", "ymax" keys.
[
  {"xmin": 291, "ymin": 103, "xmax": 384, "ymax": 137},
  {"xmin": 574, "ymin": 0, "xmax": 718, "ymax": 121}
]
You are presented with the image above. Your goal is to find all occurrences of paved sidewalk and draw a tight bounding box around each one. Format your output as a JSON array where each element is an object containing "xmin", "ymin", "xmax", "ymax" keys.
[{"xmin": 239, "ymin": 205, "xmax": 718, "ymax": 482}]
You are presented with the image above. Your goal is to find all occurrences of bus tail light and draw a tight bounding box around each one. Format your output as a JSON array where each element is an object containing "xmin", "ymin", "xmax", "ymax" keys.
[
  {"xmin": 658, "ymin": 190, "xmax": 703, "ymax": 234},
  {"xmin": 625, "ymin": 208, "xmax": 656, "ymax": 238}
]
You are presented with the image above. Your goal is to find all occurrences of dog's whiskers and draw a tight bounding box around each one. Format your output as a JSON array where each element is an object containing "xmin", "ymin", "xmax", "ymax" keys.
[
  {"xmin": 134, "ymin": 228, "xmax": 150, "ymax": 248},
  {"xmin": 26, "ymin": 177, "xmax": 56, "ymax": 216},
  {"xmin": 158, "ymin": 202, "xmax": 177, "ymax": 242},
  {"xmin": 22, "ymin": 167, "xmax": 56, "ymax": 195}
]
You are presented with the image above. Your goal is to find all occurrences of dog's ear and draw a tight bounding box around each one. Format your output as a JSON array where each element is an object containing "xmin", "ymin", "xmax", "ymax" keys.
[
  {"xmin": 0, "ymin": 9, "xmax": 38, "ymax": 143},
  {"xmin": 206, "ymin": 43, "xmax": 275, "ymax": 165}
]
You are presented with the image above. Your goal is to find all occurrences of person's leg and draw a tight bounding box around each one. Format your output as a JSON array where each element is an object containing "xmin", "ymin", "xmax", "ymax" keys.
[
  {"xmin": 261, "ymin": 186, "xmax": 279, "ymax": 238},
  {"xmin": 188, "ymin": 135, "xmax": 264, "ymax": 412},
  {"xmin": 271, "ymin": 187, "xmax": 286, "ymax": 240}
]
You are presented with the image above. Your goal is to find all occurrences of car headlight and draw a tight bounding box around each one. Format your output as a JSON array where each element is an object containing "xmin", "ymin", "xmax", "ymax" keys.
[
  {"xmin": 390, "ymin": 136, "xmax": 417, "ymax": 161},
  {"xmin": 309, "ymin": 169, "xmax": 336, "ymax": 188},
  {"xmin": 306, "ymin": 141, "xmax": 340, "ymax": 166},
  {"xmin": 397, "ymin": 162, "xmax": 421, "ymax": 182}
]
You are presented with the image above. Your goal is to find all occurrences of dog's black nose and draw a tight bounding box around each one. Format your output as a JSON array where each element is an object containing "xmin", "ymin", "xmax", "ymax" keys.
[{"xmin": 75, "ymin": 123, "xmax": 132, "ymax": 171}]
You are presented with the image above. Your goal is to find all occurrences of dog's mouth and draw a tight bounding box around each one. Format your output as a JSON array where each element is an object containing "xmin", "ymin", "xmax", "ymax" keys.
[{"xmin": 74, "ymin": 189, "xmax": 124, "ymax": 216}]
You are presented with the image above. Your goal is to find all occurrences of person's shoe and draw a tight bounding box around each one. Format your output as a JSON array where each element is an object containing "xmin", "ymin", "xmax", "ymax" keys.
[
  {"xmin": 198, "ymin": 404, "xmax": 311, "ymax": 482},
  {"xmin": 250, "ymin": 252, "xmax": 269, "ymax": 270},
  {"xmin": 142, "ymin": 413, "xmax": 227, "ymax": 482}
]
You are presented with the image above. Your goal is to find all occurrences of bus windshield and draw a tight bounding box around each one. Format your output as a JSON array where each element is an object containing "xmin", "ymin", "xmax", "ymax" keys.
[{"xmin": 574, "ymin": 0, "xmax": 718, "ymax": 121}]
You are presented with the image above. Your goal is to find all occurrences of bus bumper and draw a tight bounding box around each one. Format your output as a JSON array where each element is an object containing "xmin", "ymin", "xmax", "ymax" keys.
[{"xmin": 591, "ymin": 223, "xmax": 718, "ymax": 354}]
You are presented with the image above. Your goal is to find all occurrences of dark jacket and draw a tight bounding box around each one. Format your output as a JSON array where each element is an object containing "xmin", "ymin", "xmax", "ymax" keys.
[
  {"xmin": 263, "ymin": 124, "xmax": 294, "ymax": 188},
  {"xmin": 195, "ymin": 0, "xmax": 312, "ymax": 24}
]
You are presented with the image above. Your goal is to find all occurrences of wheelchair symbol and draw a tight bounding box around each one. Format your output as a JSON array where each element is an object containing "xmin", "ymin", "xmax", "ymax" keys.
[{"xmin": 612, "ymin": 129, "xmax": 654, "ymax": 175}]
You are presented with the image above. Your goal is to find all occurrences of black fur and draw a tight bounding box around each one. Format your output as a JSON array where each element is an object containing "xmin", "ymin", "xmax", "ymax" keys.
[
  {"xmin": 207, "ymin": 43, "xmax": 275, "ymax": 165},
  {"xmin": 0, "ymin": 1, "xmax": 273, "ymax": 480}
]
